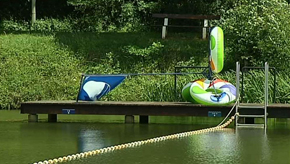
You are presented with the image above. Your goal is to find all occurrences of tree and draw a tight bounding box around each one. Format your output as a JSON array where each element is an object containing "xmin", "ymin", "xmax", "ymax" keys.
[{"xmin": 218, "ymin": 0, "xmax": 290, "ymax": 70}]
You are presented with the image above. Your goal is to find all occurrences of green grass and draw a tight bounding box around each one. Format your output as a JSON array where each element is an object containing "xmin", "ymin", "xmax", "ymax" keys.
[
  {"xmin": 0, "ymin": 31, "xmax": 209, "ymax": 109},
  {"xmin": 54, "ymin": 32, "xmax": 208, "ymax": 72},
  {"xmin": 0, "ymin": 31, "xmax": 289, "ymax": 109},
  {"xmin": 0, "ymin": 33, "xmax": 82, "ymax": 109}
]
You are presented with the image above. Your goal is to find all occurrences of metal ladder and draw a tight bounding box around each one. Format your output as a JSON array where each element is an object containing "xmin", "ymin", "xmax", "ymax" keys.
[{"xmin": 235, "ymin": 62, "xmax": 269, "ymax": 128}]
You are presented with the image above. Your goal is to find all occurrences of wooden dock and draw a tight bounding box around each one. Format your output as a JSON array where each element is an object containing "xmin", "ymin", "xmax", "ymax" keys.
[{"xmin": 20, "ymin": 101, "xmax": 290, "ymax": 123}]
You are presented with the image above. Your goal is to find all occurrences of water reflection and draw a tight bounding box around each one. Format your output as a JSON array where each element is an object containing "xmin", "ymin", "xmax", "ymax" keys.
[
  {"xmin": 78, "ymin": 130, "xmax": 104, "ymax": 152},
  {"xmin": 70, "ymin": 127, "xmax": 290, "ymax": 164},
  {"xmin": 235, "ymin": 128, "xmax": 270, "ymax": 163},
  {"xmin": 1, "ymin": 121, "xmax": 290, "ymax": 164},
  {"xmin": 76, "ymin": 124, "xmax": 203, "ymax": 153},
  {"xmin": 186, "ymin": 129, "xmax": 238, "ymax": 164}
]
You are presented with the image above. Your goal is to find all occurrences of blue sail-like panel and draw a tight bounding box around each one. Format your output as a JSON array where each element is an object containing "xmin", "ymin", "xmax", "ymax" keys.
[{"xmin": 78, "ymin": 75, "xmax": 126, "ymax": 101}]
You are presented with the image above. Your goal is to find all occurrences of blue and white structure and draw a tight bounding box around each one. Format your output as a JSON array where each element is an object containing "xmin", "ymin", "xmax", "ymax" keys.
[{"xmin": 77, "ymin": 75, "xmax": 126, "ymax": 101}]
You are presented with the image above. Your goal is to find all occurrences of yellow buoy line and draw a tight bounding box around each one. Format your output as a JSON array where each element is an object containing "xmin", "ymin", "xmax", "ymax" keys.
[{"xmin": 33, "ymin": 103, "xmax": 239, "ymax": 164}]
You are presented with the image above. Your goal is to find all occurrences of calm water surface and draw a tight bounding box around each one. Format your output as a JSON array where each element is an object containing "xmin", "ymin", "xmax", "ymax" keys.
[{"xmin": 0, "ymin": 121, "xmax": 290, "ymax": 164}]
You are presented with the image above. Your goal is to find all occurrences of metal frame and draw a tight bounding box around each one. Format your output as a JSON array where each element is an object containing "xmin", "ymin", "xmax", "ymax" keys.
[
  {"xmin": 236, "ymin": 62, "xmax": 269, "ymax": 128},
  {"xmin": 265, "ymin": 62, "xmax": 269, "ymax": 128},
  {"xmin": 235, "ymin": 62, "xmax": 240, "ymax": 126}
]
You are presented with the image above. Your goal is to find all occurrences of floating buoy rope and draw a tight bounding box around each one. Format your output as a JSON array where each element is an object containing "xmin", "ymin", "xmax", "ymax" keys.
[
  {"xmin": 33, "ymin": 102, "xmax": 239, "ymax": 164},
  {"xmin": 217, "ymin": 100, "xmax": 238, "ymax": 126}
]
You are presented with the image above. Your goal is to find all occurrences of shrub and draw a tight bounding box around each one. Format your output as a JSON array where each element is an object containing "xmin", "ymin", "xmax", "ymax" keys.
[
  {"xmin": 31, "ymin": 18, "xmax": 73, "ymax": 32},
  {"xmin": 1, "ymin": 20, "xmax": 30, "ymax": 32},
  {"xmin": 0, "ymin": 18, "xmax": 74, "ymax": 33},
  {"xmin": 217, "ymin": 0, "xmax": 290, "ymax": 71},
  {"xmin": 68, "ymin": 0, "xmax": 158, "ymax": 32}
]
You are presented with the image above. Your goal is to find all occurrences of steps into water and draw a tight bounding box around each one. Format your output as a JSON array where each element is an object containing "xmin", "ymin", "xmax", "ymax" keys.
[{"xmin": 235, "ymin": 62, "xmax": 269, "ymax": 128}]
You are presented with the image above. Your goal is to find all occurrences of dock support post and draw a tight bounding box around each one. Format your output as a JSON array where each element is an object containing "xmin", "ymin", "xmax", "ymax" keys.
[
  {"xmin": 139, "ymin": 115, "xmax": 149, "ymax": 124},
  {"xmin": 125, "ymin": 115, "xmax": 134, "ymax": 123},
  {"xmin": 48, "ymin": 114, "xmax": 57, "ymax": 122},
  {"xmin": 28, "ymin": 114, "xmax": 38, "ymax": 122}
]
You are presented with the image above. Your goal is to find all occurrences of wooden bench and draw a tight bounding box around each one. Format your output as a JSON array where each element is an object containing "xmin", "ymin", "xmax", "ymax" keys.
[{"xmin": 152, "ymin": 13, "xmax": 221, "ymax": 39}]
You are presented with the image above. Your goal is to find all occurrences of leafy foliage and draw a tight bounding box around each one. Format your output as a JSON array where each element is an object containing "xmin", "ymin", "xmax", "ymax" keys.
[
  {"xmin": 1, "ymin": 20, "xmax": 30, "ymax": 32},
  {"xmin": 217, "ymin": 0, "xmax": 290, "ymax": 70},
  {"xmin": 0, "ymin": 0, "xmax": 73, "ymax": 21},
  {"xmin": 0, "ymin": 0, "xmax": 227, "ymax": 33},
  {"xmin": 67, "ymin": 0, "xmax": 157, "ymax": 32},
  {"xmin": 1, "ymin": 19, "xmax": 73, "ymax": 33}
]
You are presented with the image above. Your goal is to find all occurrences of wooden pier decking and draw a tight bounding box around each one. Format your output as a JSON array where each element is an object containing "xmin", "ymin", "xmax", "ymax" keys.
[{"xmin": 20, "ymin": 101, "xmax": 290, "ymax": 123}]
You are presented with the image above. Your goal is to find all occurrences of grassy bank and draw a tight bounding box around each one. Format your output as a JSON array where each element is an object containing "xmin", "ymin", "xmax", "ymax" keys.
[
  {"xmin": 0, "ymin": 32, "xmax": 289, "ymax": 109},
  {"xmin": 0, "ymin": 33, "xmax": 81, "ymax": 109},
  {"xmin": 0, "ymin": 32, "xmax": 208, "ymax": 109}
]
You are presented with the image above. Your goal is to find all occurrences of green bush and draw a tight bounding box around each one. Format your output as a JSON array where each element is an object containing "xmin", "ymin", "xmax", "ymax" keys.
[
  {"xmin": 0, "ymin": 18, "xmax": 74, "ymax": 33},
  {"xmin": 68, "ymin": 0, "xmax": 157, "ymax": 32},
  {"xmin": 0, "ymin": 0, "xmax": 74, "ymax": 21},
  {"xmin": 217, "ymin": 0, "xmax": 290, "ymax": 71},
  {"xmin": 0, "ymin": 0, "xmax": 241, "ymax": 33},
  {"xmin": 31, "ymin": 18, "xmax": 73, "ymax": 32},
  {"xmin": 1, "ymin": 20, "xmax": 30, "ymax": 32}
]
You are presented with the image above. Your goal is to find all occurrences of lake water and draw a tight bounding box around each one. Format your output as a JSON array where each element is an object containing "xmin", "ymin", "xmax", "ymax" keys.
[{"xmin": 0, "ymin": 116, "xmax": 290, "ymax": 164}]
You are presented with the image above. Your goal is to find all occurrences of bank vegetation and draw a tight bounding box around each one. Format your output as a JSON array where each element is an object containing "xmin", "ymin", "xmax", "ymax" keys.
[{"xmin": 0, "ymin": 0, "xmax": 290, "ymax": 109}]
